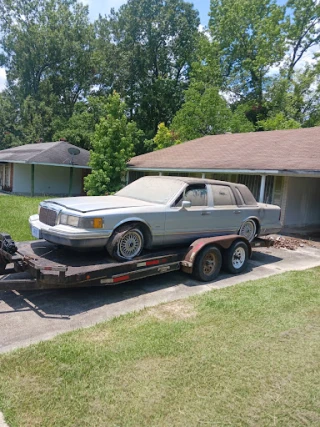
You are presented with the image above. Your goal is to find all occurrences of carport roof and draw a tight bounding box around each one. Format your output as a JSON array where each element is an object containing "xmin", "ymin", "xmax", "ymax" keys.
[
  {"xmin": 128, "ymin": 127, "xmax": 320, "ymax": 175},
  {"xmin": 0, "ymin": 141, "xmax": 90, "ymax": 168}
]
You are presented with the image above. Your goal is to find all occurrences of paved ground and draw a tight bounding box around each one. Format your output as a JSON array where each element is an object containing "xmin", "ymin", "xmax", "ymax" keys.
[
  {"xmin": 0, "ymin": 412, "xmax": 8, "ymax": 427},
  {"xmin": 1, "ymin": 243, "xmax": 320, "ymax": 354}
]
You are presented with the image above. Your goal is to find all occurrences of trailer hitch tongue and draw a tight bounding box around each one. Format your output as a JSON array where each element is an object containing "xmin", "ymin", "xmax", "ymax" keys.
[
  {"xmin": 2, "ymin": 238, "xmax": 18, "ymax": 255},
  {"xmin": 0, "ymin": 233, "xmax": 17, "ymax": 255}
]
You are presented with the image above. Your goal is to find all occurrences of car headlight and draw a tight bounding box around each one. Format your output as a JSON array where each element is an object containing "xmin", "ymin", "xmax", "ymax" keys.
[
  {"xmin": 60, "ymin": 214, "xmax": 80, "ymax": 227},
  {"xmin": 79, "ymin": 217, "xmax": 104, "ymax": 229}
]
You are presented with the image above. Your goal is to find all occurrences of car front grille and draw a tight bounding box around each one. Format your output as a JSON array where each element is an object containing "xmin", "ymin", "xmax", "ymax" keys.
[{"xmin": 39, "ymin": 207, "xmax": 58, "ymax": 226}]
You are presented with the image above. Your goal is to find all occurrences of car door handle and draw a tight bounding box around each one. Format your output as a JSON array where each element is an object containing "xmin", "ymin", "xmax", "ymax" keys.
[
  {"xmin": 233, "ymin": 210, "xmax": 241, "ymax": 214},
  {"xmin": 201, "ymin": 211, "xmax": 211, "ymax": 215}
]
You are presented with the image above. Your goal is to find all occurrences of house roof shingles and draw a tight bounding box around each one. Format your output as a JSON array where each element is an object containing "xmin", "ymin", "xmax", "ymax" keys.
[
  {"xmin": 128, "ymin": 127, "xmax": 320, "ymax": 173},
  {"xmin": 0, "ymin": 141, "xmax": 90, "ymax": 168}
]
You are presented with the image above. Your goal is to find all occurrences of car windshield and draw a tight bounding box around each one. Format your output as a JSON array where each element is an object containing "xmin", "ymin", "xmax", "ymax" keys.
[{"xmin": 115, "ymin": 177, "xmax": 184, "ymax": 204}]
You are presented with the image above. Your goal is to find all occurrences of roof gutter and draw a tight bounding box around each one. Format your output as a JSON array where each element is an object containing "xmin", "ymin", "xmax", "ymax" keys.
[
  {"xmin": 126, "ymin": 167, "xmax": 320, "ymax": 177},
  {"xmin": 0, "ymin": 160, "xmax": 91, "ymax": 169}
]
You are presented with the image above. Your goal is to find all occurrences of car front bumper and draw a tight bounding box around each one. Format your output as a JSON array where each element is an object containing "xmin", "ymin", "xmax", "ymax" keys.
[{"xmin": 29, "ymin": 215, "xmax": 112, "ymax": 249}]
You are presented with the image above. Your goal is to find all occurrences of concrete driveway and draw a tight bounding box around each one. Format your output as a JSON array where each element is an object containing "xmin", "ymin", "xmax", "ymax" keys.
[{"xmin": 1, "ymin": 243, "xmax": 320, "ymax": 354}]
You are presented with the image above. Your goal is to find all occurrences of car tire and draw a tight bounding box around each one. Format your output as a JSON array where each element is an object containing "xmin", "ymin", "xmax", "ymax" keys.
[
  {"xmin": 223, "ymin": 240, "xmax": 249, "ymax": 274},
  {"xmin": 238, "ymin": 219, "xmax": 257, "ymax": 242},
  {"xmin": 193, "ymin": 245, "xmax": 222, "ymax": 282},
  {"xmin": 107, "ymin": 224, "xmax": 144, "ymax": 262}
]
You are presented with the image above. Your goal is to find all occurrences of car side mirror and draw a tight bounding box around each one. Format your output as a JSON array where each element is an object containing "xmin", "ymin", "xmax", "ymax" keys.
[{"xmin": 181, "ymin": 200, "xmax": 191, "ymax": 210}]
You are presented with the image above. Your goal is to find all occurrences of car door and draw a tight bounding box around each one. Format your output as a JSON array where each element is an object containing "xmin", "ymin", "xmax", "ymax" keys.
[
  {"xmin": 164, "ymin": 183, "xmax": 214, "ymax": 245},
  {"xmin": 209, "ymin": 184, "xmax": 244, "ymax": 233}
]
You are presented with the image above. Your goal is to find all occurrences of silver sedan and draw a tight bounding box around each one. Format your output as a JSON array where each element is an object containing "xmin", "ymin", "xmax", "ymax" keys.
[{"xmin": 29, "ymin": 176, "xmax": 282, "ymax": 261}]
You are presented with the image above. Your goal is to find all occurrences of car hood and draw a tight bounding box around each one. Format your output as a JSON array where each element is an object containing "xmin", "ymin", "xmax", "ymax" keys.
[{"xmin": 43, "ymin": 196, "xmax": 155, "ymax": 213}]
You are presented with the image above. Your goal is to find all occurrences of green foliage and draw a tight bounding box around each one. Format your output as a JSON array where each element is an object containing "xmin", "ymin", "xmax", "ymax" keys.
[
  {"xmin": 84, "ymin": 93, "xmax": 143, "ymax": 195},
  {"xmin": 53, "ymin": 97, "xmax": 110, "ymax": 150},
  {"xmin": 0, "ymin": 91, "xmax": 21, "ymax": 149},
  {"xmin": 171, "ymin": 83, "xmax": 232, "ymax": 141},
  {"xmin": 285, "ymin": 0, "xmax": 320, "ymax": 80},
  {"xmin": 0, "ymin": 267, "xmax": 319, "ymax": 426},
  {"xmin": 229, "ymin": 105, "xmax": 255, "ymax": 134},
  {"xmin": 171, "ymin": 82, "xmax": 255, "ymax": 140},
  {"xmin": 145, "ymin": 123, "xmax": 181, "ymax": 151},
  {"xmin": 257, "ymin": 113, "xmax": 301, "ymax": 131},
  {"xmin": 264, "ymin": 66, "xmax": 320, "ymax": 126},
  {"xmin": 0, "ymin": 0, "xmax": 319, "ymax": 153},
  {"xmin": 96, "ymin": 0, "xmax": 200, "ymax": 140},
  {"xmin": 19, "ymin": 96, "xmax": 55, "ymax": 144},
  {"xmin": 0, "ymin": 195, "xmax": 45, "ymax": 241},
  {"xmin": 0, "ymin": 0, "xmax": 94, "ymax": 112},
  {"xmin": 209, "ymin": 0, "xmax": 286, "ymax": 103},
  {"xmin": 0, "ymin": 0, "xmax": 94, "ymax": 146}
]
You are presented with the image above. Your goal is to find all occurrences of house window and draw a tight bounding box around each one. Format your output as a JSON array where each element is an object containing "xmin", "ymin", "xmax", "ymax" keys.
[{"xmin": 0, "ymin": 164, "xmax": 12, "ymax": 191}]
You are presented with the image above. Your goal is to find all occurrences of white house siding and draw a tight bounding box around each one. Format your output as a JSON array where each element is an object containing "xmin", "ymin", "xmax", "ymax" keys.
[
  {"xmin": 12, "ymin": 164, "xmax": 31, "ymax": 193},
  {"xmin": 13, "ymin": 164, "xmax": 83, "ymax": 196},
  {"xmin": 283, "ymin": 177, "xmax": 320, "ymax": 227}
]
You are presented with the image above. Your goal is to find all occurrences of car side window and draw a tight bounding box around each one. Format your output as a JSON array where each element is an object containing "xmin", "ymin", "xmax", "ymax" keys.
[
  {"xmin": 211, "ymin": 185, "xmax": 236, "ymax": 206},
  {"xmin": 174, "ymin": 184, "xmax": 208, "ymax": 207},
  {"xmin": 184, "ymin": 184, "xmax": 208, "ymax": 207},
  {"xmin": 234, "ymin": 187, "xmax": 245, "ymax": 205}
]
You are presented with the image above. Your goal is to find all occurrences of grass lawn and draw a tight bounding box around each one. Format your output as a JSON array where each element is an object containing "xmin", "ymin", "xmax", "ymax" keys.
[
  {"xmin": 0, "ymin": 195, "xmax": 45, "ymax": 241},
  {"xmin": 0, "ymin": 268, "xmax": 319, "ymax": 426}
]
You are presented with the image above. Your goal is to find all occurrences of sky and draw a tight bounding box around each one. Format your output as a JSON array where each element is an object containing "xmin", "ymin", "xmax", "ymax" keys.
[{"xmin": 82, "ymin": 0, "xmax": 211, "ymax": 25}]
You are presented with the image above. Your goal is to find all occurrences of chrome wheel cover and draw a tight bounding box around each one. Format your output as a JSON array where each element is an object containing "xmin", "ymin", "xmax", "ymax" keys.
[
  {"xmin": 239, "ymin": 220, "xmax": 256, "ymax": 242},
  {"xmin": 232, "ymin": 247, "xmax": 246, "ymax": 269},
  {"xmin": 118, "ymin": 230, "xmax": 143, "ymax": 259}
]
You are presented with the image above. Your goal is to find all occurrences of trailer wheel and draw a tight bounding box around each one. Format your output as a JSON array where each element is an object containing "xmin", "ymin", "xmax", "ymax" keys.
[
  {"xmin": 193, "ymin": 245, "xmax": 222, "ymax": 282},
  {"xmin": 223, "ymin": 240, "xmax": 249, "ymax": 274},
  {"xmin": 107, "ymin": 224, "xmax": 144, "ymax": 261}
]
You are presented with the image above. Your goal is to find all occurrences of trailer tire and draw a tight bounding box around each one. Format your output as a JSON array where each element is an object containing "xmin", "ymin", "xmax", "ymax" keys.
[
  {"xmin": 193, "ymin": 245, "xmax": 222, "ymax": 282},
  {"xmin": 107, "ymin": 224, "xmax": 144, "ymax": 262},
  {"xmin": 223, "ymin": 240, "xmax": 249, "ymax": 274}
]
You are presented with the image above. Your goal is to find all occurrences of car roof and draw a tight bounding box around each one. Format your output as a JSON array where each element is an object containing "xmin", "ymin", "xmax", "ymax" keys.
[
  {"xmin": 140, "ymin": 175, "xmax": 238, "ymax": 188},
  {"xmin": 139, "ymin": 175, "xmax": 258, "ymax": 205}
]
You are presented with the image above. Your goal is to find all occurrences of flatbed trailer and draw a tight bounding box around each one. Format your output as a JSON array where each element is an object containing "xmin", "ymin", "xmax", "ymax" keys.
[{"xmin": 0, "ymin": 232, "xmax": 273, "ymax": 291}]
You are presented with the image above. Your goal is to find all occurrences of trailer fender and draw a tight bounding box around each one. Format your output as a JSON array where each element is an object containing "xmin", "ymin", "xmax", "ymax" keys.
[{"xmin": 180, "ymin": 235, "xmax": 251, "ymax": 274}]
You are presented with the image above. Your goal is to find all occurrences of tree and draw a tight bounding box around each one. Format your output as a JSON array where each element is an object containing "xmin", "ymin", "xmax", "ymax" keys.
[
  {"xmin": 229, "ymin": 105, "xmax": 255, "ymax": 133},
  {"xmin": 171, "ymin": 80, "xmax": 255, "ymax": 141},
  {"xmin": 145, "ymin": 122, "xmax": 181, "ymax": 151},
  {"xmin": 84, "ymin": 93, "xmax": 143, "ymax": 195},
  {"xmin": 263, "ymin": 64, "xmax": 320, "ymax": 126},
  {"xmin": 53, "ymin": 97, "xmax": 110, "ymax": 149},
  {"xmin": 95, "ymin": 0, "xmax": 200, "ymax": 140},
  {"xmin": 19, "ymin": 96, "xmax": 54, "ymax": 144},
  {"xmin": 209, "ymin": 0, "xmax": 286, "ymax": 104},
  {"xmin": 285, "ymin": 0, "xmax": 320, "ymax": 80},
  {"xmin": 257, "ymin": 112, "xmax": 301, "ymax": 130},
  {"xmin": 0, "ymin": 0, "xmax": 94, "ymax": 119}
]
